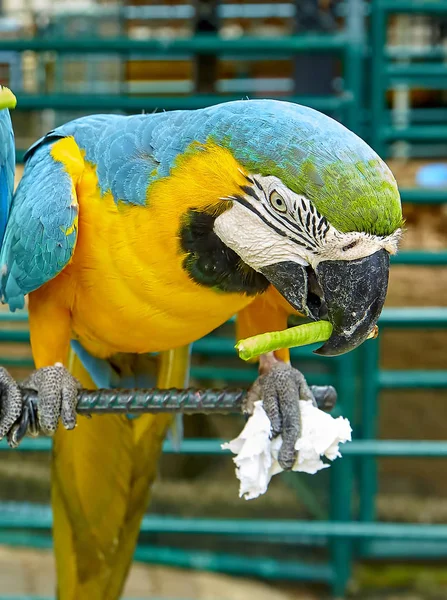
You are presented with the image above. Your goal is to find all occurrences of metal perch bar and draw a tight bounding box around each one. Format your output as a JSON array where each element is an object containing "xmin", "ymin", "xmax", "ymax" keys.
[
  {"xmin": 19, "ymin": 384, "xmax": 336, "ymax": 416},
  {"xmin": 2, "ymin": 384, "xmax": 335, "ymax": 445},
  {"xmin": 22, "ymin": 387, "xmax": 247, "ymax": 415}
]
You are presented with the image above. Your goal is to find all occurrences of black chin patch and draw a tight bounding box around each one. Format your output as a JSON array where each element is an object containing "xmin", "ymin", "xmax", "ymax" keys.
[{"xmin": 179, "ymin": 209, "xmax": 269, "ymax": 295}]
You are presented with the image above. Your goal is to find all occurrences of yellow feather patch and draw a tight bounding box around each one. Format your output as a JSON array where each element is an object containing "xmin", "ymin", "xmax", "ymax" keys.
[
  {"xmin": 51, "ymin": 140, "xmax": 255, "ymax": 358},
  {"xmin": 50, "ymin": 136, "xmax": 85, "ymax": 178},
  {"xmin": 148, "ymin": 140, "xmax": 247, "ymax": 210},
  {"xmin": 50, "ymin": 137, "xmax": 82, "ymax": 239},
  {"xmin": 64, "ymin": 217, "xmax": 77, "ymax": 237}
]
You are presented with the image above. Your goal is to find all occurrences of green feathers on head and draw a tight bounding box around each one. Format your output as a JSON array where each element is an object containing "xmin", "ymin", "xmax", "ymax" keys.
[
  {"xmin": 209, "ymin": 100, "xmax": 403, "ymax": 237},
  {"xmin": 235, "ymin": 150, "xmax": 403, "ymax": 237},
  {"xmin": 275, "ymin": 156, "xmax": 403, "ymax": 236}
]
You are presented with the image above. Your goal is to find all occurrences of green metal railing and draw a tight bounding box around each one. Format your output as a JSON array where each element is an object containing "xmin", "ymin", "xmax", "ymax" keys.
[
  {"xmin": 0, "ymin": 36, "xmax": 350, "ymax": 53},
  {"xmin": 371, "ymin": 0, "xmax": 447, "ymax": 157}
]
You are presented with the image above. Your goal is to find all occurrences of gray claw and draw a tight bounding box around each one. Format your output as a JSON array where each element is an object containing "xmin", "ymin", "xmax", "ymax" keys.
[
  {"xmin": 23, "ymin": 364, "xmax": 81, "ymax": 435},
  {"xmin": 0, "ymin": 367, "xmax": 23, "ymax": 443},
  {"xmin": 311, "ymin": 385, "xmax": 337, "ymax": 412},
  {"xmin": 242, "ymin": 378, "xmax": 262, "ymax": 417}
]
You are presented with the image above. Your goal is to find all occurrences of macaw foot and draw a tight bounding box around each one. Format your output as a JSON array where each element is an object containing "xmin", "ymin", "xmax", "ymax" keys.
[
  {"xmin": 0, "ymin": 367, "xmax": 24, "ymax": 446},
  {"xmin": 0, "ymin": 364, "xmax": 81, "ymax": 447},
  {"xmin": 243, "ymin": 353, "xmax": 337, "ymax": 470}
]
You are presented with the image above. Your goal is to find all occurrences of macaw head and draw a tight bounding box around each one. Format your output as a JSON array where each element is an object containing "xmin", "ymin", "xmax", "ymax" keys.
[
  {"xmin": 175, "ymin": 100, "xmax": 402, "ymax": 356},
  {"xmin": 0, "ymin": 86, "xmax": 16, "ymax": 111}
]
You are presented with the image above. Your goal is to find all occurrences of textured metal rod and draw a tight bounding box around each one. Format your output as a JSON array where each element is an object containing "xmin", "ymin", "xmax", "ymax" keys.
[{"xmin": 22, "ymin": 387, "xmax": 246, "ymax": 415}]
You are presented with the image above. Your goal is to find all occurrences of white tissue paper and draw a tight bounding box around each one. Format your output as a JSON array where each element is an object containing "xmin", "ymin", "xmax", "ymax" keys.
[{"xmin": 222, "ymin": 401, "xmax": 352, "ymax": 500}]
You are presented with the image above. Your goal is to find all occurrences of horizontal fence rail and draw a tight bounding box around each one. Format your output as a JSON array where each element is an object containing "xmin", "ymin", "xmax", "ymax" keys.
[
  {"xmin": 399, "ymin": 189, "xmax": 447, "ymax": 204},
  {"xmin": 1, "ymin": 504, "xmax": 447, "ymax": 541},
  {"xmin": 3, "ymin": 437, "xmax": 447, "ymax": 458},
  {"xmin": 0, "ymin": 35, "xmax": 349, "ymax": 54},
  {"xmin": 2, "ymin": 306, "xmax": 447, "ymax": 327},
  {"xmin": 378, "ymin": 0, "xmax": 447, "ymax": 13},
  {"xmin": 10, "ymin": 93, "xmax": 349, "ymax": 112}
]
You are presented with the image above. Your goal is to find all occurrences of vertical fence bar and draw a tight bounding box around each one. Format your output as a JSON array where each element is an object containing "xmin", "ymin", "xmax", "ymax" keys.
[
  {"xmin": 329, "ymin": 353, "xmax": 356, "ymax": 597},
  {"xmin": 344, "ymin": 0, "xmax": 365, "ymax": 135},
  {"xmin": 358, "ymin": 338, "xmax": 381, "ymax": 557},
  {"xmin": 371, "ymin": 0, "xmax": 387, "ymax": 157},
  {"xmin": 194, "ymin": 0, "xmax": 219, "ymax": 93},
  {"xmin": 293, "ymin": 1, "xmax": 337, "ymax": 103}
]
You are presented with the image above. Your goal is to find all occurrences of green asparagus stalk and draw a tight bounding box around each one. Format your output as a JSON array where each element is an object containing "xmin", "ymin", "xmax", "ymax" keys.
[{"xmin": 235, "ymin": 321, "xmax": 378, "ymax": 361}]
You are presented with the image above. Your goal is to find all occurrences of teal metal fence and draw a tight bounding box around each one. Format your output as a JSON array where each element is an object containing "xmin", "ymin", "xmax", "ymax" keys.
[{"xmin": 371, "ymin": 0, "xmax": 447, "ymax": 158}]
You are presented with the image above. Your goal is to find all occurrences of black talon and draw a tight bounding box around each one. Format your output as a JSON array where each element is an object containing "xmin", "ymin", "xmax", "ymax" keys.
[
  {"xmin": 24, "ymin": 393, "xmax": 40, "ymax": 437},
  {"xmin": 6, "ymin": 395, "xmax": 41, "ymax": 447},
  {"xmin": 7, "ymin": 404, "xmax": 30, "ymax": 448},
  {"xmin": 21, "ymin": 365, "xmax": 80, "ymax": 435},
  {"xmin": 246, "ymin": 359, "xmax": 303, "ymax": 470}
]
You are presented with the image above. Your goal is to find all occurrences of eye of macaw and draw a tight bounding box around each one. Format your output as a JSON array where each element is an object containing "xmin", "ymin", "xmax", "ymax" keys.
[{"xmin": 269, "ymin": 190, "xmax": 287, "ymax": 213}]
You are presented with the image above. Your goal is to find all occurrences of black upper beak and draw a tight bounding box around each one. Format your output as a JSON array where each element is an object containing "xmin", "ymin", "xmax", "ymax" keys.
[
  {"xmin": 314, "ymin": 249, "xmax": 389, "ymax": 355},
  {"xmin": 260, "ymin": 249, "xmax": 390, "ymax": 357}
]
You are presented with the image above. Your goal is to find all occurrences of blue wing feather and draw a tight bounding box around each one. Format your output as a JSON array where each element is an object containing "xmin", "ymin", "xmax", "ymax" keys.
[
  {"xmin": 0, "ymin": 108, "xmax": 15, "ymax": 248},
  {"xmin": 0, "ymin": 139, "xmax": 78, "ymax": 310}
]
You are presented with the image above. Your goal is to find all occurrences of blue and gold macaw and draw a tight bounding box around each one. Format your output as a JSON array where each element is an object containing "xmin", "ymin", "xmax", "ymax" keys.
[{"xmin": 0, "ymin": 99, "xmax": 402, "ymax": 599}]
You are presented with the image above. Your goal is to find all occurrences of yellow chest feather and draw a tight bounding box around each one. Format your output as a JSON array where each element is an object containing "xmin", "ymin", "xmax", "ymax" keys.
[{"xmin": 50, "ymin": 140, "xmax": 255, "ymax": 357}]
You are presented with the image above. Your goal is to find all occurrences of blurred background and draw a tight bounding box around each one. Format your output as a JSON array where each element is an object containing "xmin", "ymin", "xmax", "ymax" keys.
[{"xmin": 0, "ymin": 0, "xmax": 447, "ymax": 598}]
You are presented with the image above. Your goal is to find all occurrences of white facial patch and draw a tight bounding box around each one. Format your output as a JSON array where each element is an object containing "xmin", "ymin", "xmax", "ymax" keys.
[
  {"xmin": 214, "ymin": 174, "xmax": 402, "ymax": 270},
  {"xmin": 213, "ymin": 202, "xmax": 308, "ymax": 271},
  {"xmin": 318, "ymin": 228, "xmax": 402, "ymax": 266}
]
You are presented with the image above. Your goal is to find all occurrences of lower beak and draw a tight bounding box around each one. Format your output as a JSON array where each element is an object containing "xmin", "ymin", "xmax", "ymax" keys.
[{"xmin": 260, "ymin": 249, "xmax": 390, "ymax": 356}]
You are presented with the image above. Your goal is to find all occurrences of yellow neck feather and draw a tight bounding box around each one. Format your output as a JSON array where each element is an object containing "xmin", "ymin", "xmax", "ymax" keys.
[{"xmin": 148, "ymin": 140, "xmax": 247, "ymax": 217}]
